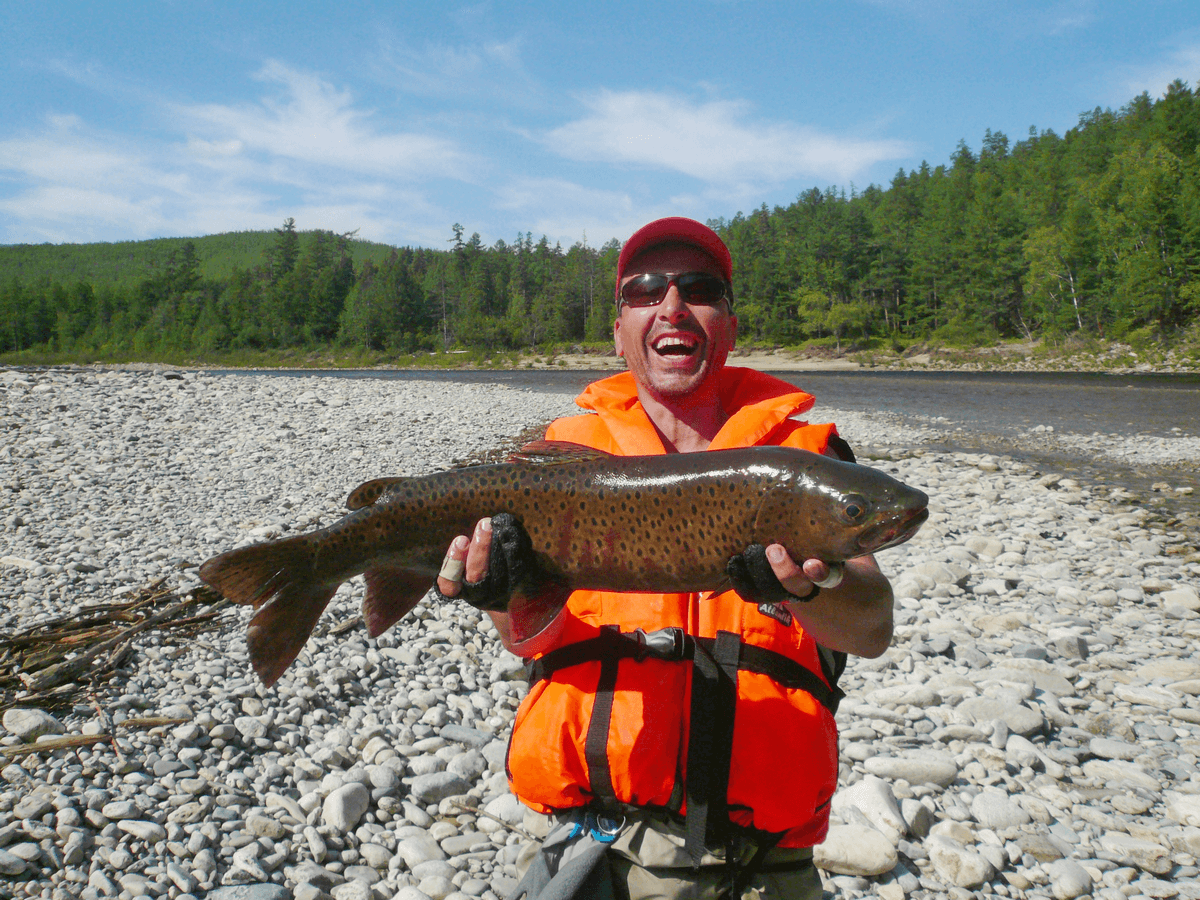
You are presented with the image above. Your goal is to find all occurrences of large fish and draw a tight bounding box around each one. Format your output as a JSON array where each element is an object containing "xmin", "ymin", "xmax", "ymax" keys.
[{"xmin": 199, "ymin": 441, "xmax": 928, "ymax": 685}]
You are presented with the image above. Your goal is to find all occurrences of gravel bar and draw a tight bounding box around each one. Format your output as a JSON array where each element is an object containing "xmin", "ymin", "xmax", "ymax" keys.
[{"xmin": 2, "ymin": 367, "xmax": 1200, "ymax": 900}]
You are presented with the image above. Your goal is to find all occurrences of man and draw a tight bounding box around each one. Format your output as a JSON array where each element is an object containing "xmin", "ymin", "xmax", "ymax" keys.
[{"xmin": 438, "ymin": 217, "xmax": 894, "ymax": 899}]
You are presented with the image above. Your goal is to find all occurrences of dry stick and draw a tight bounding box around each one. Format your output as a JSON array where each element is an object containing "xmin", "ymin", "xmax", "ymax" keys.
[
  {"xmin": 120, "ymin": 716, "xmax": 189, "ymax": 729},
  {"xmin": 330, "ymin": 614, "xmax": 363, "ymax": 636},
  {"xmin": 0, "ymin": 733, "xmax": 114, "ymax": 757},
  {"xmin": 88, "ymin": 690, "xmax": 124, "ymax": 765},
  {"xmin": 0, "ymin": 716, "xmax": 191, "ymax": 758}
]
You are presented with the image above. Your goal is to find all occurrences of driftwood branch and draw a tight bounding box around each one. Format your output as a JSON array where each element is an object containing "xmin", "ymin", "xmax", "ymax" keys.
[
  {"xmin": 0, "ymin": 715, "xmax": 192, "ymax": 758},
  {"xmin": 1, "ymin": 581, "xmax": 232, "ymax": 713}
]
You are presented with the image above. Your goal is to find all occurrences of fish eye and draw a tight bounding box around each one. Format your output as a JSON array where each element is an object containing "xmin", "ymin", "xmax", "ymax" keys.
[{"xmin": 841, "ymin": 494, "xmax": 871, "ymax": 523}]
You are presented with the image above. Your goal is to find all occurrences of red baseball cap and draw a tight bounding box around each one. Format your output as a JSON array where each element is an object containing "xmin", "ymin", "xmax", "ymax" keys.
[{"xmin": 615, "ymin": 217, "xmax": 733, "ymax": 303}]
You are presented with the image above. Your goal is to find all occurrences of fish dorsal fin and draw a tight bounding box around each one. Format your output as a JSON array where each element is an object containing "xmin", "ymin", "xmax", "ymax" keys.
[
  {"xmin": 508, "ymin": 440, "xmax": 614, "ymax": 465},
  {"xmin": 346, "ymin": 477, "xmax": 408, "ymax": 510}
]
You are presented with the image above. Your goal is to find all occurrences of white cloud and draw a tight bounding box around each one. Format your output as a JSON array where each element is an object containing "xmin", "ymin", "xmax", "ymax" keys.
[
  {"xmin": 373, "ymin": 30, "xmax": 543, "ymax": 108},
  {"xmin": 0, "ymin": 63, "xmax": 478, "ymax": 245},
  {"xmin": 1110, "ymin": 41, "xmax": 1200, "ymax": 105},
  {"xmin": 176, "ymin": 61, "xmax": 474, "ymax": 179},
  {"xmin": 545, "ymin": 90, "xmax": 911, "ymax": 186}
]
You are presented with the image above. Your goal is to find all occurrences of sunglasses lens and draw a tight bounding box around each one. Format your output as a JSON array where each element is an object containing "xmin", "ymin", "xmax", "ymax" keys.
[
  {"xmin": 620, "ymin": 275, "xmax": 669, "ymax": 307},
  {"xmin": 620, "ymin": 273, "xmax": 728, "ymax": 308},
  {"xmin": 676, "ymin": 274, "xmax": 727, "ymax": 305}
]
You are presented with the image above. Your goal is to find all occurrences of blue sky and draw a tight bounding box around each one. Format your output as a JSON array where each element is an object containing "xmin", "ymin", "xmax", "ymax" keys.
[{"xmin": 3, "ymin": 1, "xmax": 1198, "ymax": 250}]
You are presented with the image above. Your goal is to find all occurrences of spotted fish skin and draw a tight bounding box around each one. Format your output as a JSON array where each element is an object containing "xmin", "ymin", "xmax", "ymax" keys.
[{"xmin": 199, "ymin": 441, "xmax": 928, "ymax": 685}]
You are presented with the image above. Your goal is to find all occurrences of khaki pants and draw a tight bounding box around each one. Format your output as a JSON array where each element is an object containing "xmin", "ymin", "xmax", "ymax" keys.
[{"xmin": 516, "ymin": 809, "xmax": 823, "ymax": 900}]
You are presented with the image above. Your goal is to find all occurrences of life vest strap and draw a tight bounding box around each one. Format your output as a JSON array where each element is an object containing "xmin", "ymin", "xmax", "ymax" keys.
[
  {"xmin": 526, "ymin": 627, "xmax": 844, "ymax": 715},
  {"xmin": 583, "ymin": 626, "xmax": 622, "ymax": 808},
  {"xmin": 684, "ymin": 630, "xmax": 741, "ymax": 865}
]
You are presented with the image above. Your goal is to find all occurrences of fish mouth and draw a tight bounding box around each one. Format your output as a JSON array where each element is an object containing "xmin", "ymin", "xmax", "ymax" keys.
[{"xmin": 857, "ymin": 506, "xmax": 929, "ymax": 554}]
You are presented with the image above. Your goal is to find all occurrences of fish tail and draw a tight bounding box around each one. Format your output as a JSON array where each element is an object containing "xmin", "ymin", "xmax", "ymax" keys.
[{"xmin": 199, "ymin": 538, "xmax": 336, "ymax": 686}]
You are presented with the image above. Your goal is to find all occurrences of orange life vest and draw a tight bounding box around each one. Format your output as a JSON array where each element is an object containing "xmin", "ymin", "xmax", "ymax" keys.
[{"xmin": 505, "ymin": 368, "xmax": 844, "ymax": 850}]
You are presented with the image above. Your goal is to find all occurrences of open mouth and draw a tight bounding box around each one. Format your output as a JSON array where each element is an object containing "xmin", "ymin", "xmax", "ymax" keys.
[{"xmin": 651, "ymin": 334, "xmax": 701, "ymax": 358}]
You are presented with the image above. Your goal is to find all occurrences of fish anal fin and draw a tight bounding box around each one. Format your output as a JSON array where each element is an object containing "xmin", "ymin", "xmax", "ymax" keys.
[
  {"xmin": 510, "ymin": 440, "xmax": 613, "ymax": 466},
  {"xmin": 362, "ymin": 566, "xmax": 429, "ymax": 637},
  {"xmin": 346, "ymin": 477, "xmax": 409, "ymax": 510},
  {"xmin": 246, "ymin": 582, "xmax": 338, "ymax": 687}
]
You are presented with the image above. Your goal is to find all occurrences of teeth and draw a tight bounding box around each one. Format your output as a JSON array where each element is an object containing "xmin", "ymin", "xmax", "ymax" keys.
[{"xmin": 653, "ymin": 336, "xmax": 696, "ymax": 351}]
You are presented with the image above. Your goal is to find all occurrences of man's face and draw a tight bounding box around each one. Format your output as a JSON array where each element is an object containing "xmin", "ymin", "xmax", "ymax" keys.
[{"xmin": 614, "ymin": 243, "xmax": 737, "ymax": 404}]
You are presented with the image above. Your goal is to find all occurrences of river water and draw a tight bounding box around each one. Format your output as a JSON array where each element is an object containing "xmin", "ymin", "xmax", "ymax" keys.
[{"xmin": 212, "ymin": 367, "xmax": 1200, "ymax": 526}]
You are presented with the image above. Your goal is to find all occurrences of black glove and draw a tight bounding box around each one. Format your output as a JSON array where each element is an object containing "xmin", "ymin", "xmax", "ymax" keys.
[
  {"xmin": 451, "ymin": 513, "xmax": 539, "ymax": 611},
  {"xmin": 726, "ymin": 544, "xmax": 819, "ymax": 605}
]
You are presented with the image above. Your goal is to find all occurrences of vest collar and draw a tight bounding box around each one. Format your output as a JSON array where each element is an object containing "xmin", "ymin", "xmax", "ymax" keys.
[{"xmin": 572, "ymin": 367, "xmax": 817, "ymax": 455}]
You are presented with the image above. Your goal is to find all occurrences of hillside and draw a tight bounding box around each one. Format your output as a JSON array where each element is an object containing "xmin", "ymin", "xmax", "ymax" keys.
[{"xmin": 0, "ymin": 230, "xmax": 397, "ymax": 288}]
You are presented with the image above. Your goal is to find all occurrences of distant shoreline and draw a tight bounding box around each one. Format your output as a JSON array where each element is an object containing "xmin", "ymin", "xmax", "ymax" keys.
[{"xmin": 4, "ymin": 336, "xmax": 1199, "ymax": 376}]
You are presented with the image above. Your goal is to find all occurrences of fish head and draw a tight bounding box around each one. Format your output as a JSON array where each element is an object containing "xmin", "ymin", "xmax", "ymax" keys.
[{"xmin": 756, "ymin": 451, "xmax": 929, "ymax": 561}]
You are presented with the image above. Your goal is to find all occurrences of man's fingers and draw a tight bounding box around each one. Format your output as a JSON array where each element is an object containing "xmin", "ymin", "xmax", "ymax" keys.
[
  {"xmin": 766, "ymin": 543, "xmax": 816, "ymax": 599},
  {"xmin": 767, "ymin": 546, "xmax": 845, "ymax": 598},
  {"xmin": 436, "ymin": 535, "xmax": 471, "ymax": 597},
  {"xmin": 466, "ymin": 518, "xmax": 492, "ymax": 584}
]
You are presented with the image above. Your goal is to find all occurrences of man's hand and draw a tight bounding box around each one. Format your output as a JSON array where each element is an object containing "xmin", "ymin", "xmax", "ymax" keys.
[
  {"xmin": 437, "ymin": 518, "xmax": 568, "ymax": 656},
  {"xmin": 437, "ymin": 515, "xmax": 539, "ymax": 611},
  {"xmin": 762, "ymin": 544, "xmax": 844, "ymax": 599}
]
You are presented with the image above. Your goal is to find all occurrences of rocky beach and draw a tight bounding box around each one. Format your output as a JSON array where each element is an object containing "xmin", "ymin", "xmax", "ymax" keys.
[{"xmin": 2, "ymin": 367, "xmax": 1200, "ymax": 900}]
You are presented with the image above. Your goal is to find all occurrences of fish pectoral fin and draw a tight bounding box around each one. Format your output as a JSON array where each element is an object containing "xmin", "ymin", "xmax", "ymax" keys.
[
  {"xmin": 246, "ymin": 582, "xmax": 339, "ymax": 687},
  {"xmin": 346, "ymin": 477, "xmax": 409, "ymax": 510},
  {"xmin": 509, "ymin": 440, "xmax": 614, "ymax": 465},
  {"xmin": 361, "ymin": 566, "xmax": 430, "ymax": 637},
  {"xmin": 507, "ymin": 577, "xmax": 573, "ymax": 646}
]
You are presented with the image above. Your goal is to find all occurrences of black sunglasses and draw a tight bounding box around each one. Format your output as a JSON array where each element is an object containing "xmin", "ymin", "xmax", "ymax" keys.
[{"xmin": 619, "ymin": 272, "xmax": 731, "ymax": 309}]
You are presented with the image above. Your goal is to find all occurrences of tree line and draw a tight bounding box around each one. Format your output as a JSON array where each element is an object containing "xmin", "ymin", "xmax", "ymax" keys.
[{"xmin": 2, "ymin": 80, "xmax": 1199, "ymax": 360}]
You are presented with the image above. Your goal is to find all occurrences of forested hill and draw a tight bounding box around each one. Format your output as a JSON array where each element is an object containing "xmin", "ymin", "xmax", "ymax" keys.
[
  {"xmin": 2, "ymin": 80, "xmax": 1199, "ymax": 362},
  {"xmin": 0, "ymin": 231, "xmax": 398, "ymax": 288}
]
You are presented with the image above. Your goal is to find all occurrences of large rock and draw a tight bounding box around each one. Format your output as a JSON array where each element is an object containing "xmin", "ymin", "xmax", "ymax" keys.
[
  {"xmin": 1099, "ymin": 833, "xmax": 1172, "ymax": 875},
  {"xmin": 832, "ymin": 775, "xmax": 906, "ymax": 842},
  {"xmin": 863, "ymin": 751, "xmax": 959, "ymax": 788},
  {"xmin": 926, "ymin": 835, "xmax": 996, "ymax": 888},
  {"xmin": 323, "ymin": 783, "xmax": 370, "ymax": 833},
  {"xmin": 955, "ymin": 697, "xmax": 1044, "ymax": 737},
  {"xmin": 205, "ymin": 886, "xmax": 291, "ymax": 900},
  {"xmin": 409, "ymin": 771, "xmax": 471, "ymax": 805},
  {"xmin": 1159, "ymin": 585, "xmax": 1200, "ymax": 612},
  {"xmin": 2, "ymin": 708, "xmax": 64, "ymax": 741},
  {"xmin": 814, "ymin": 825, "xmax": 896, "ymax": 877},
  {"xmin": 1047, "ymin": 859, "xmax": 1093, "ymax": 900},
  {"xmin": 970, "ymin": 789, "xmax": 1031, "ymax": 829},
  {"xmin": 395, "ymin": 834, "xmax": 447, "ymax": 869},
  {"xmin": 1081, "ymin": 759, "xmax": 1162, "ymax": 794},
  {"xmin": 1166, "ymin": 791, "xmax": 1200, "ymax": 827}
]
